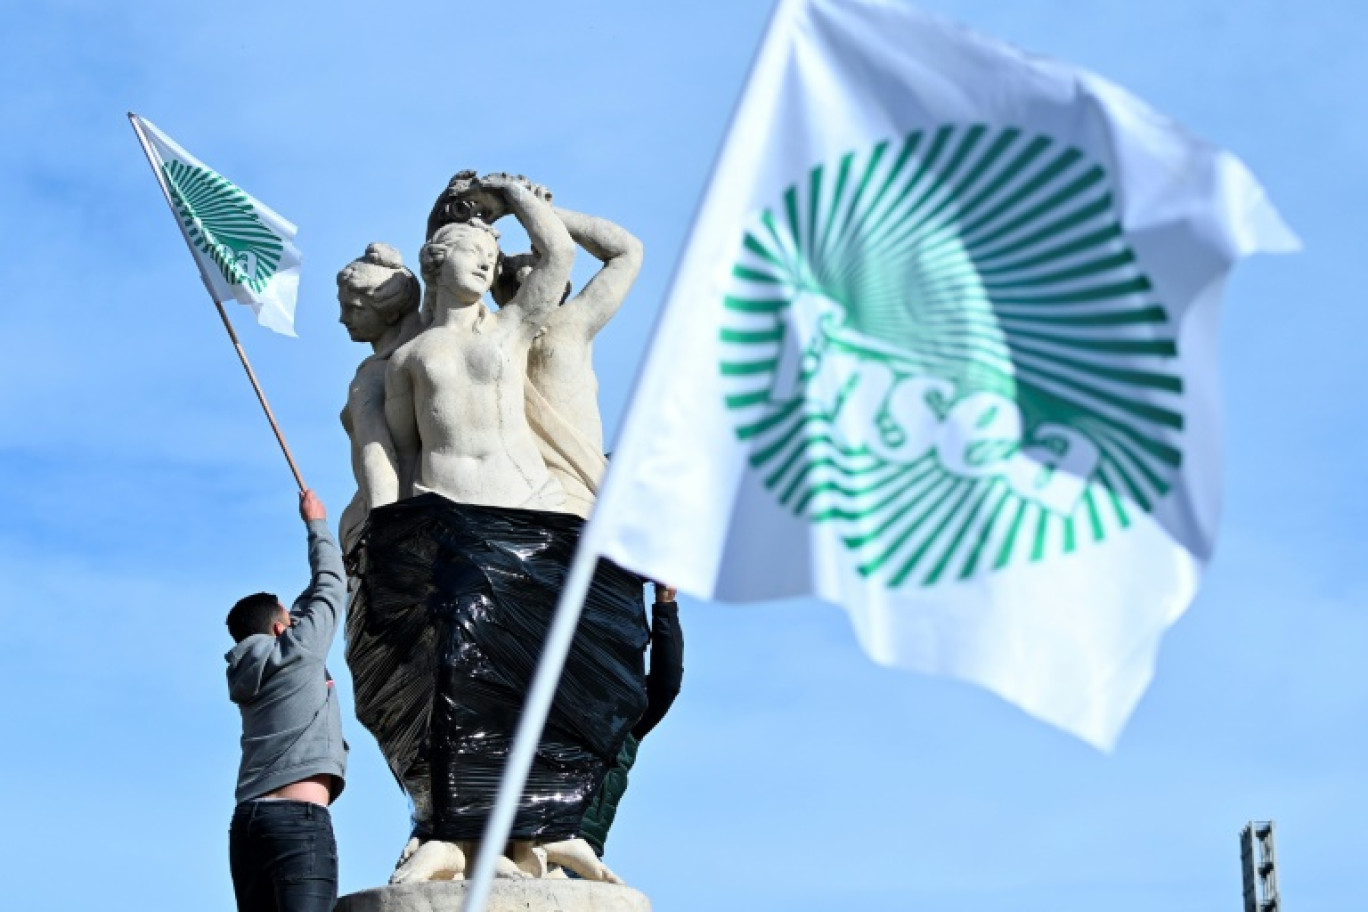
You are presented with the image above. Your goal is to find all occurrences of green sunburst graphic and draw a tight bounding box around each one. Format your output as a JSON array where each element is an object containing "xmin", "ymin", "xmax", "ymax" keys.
[
  {"xmin": 161, "ymin": 161, "xmax": 283, "ymax": 294},
  {"xmin": 719, "ymin": 124, "xmax": 1184, "ymax": 588}
]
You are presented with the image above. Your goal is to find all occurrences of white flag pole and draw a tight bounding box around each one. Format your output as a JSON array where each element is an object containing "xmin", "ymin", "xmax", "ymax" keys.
[
  {"xmin": 459, "ymin": 534, "xmax": 604, "ymax": 912},
  {"xmin": 459, "ymin": 4, "xmax": 798, "ymax": 909},
  {"xmin": 128, "ymin": 113, "xmax": 307, "ymax": 493}
]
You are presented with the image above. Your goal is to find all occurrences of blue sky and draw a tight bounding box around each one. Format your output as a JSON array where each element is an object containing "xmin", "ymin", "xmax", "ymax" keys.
[{"xmin": 0, "ymin": 1, "xmax": 1362, "ymax": 910}]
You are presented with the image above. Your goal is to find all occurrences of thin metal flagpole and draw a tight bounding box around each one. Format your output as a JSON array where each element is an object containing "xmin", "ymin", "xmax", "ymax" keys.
[
  {"xmin": 127, "ymin": 112, "xmax": 307, "ymax": 493},
  {"xmin": 460, "ymin": 532, "xmax": 604, "ymax": 912}
]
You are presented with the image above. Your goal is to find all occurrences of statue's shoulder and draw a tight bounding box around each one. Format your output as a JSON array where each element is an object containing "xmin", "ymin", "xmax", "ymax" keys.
[
  {"xmin": 390, "ymin": 331, "xmax": 431, "ymax": 364},
  {"xmin": 352, "ymin": 355, "xmax": 388, "ymax": 391}
]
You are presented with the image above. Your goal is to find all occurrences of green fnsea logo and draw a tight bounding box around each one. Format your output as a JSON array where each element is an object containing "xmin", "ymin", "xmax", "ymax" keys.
[
  {"xmin": 719, "ymin": 125, "xmax": 1183, "ymax": 588},
  {"xmin": 161, "ymin": 161, "xmax": 282, "ymax": 293}
]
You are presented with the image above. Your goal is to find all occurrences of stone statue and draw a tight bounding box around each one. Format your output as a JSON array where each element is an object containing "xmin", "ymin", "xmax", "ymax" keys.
[
  {"xmin": 343, "ymin": 173, "xmax": 651, "ymax": 897},
  {"xmin": 337, "ymin": 243, "xmax": 423, "ymax": 551},
  {"xmin": 490, "ymin": 202, "xmax": 643, "ymax": 518},
  {"xmin": 383, "ymin": 174, "xmax": 575, "ymax": 512}
]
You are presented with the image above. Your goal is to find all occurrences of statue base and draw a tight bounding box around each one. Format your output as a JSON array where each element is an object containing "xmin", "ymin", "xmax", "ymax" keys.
[{"xmin": 336, "ymin": 880, "xmax": 651, "ymax": 912}]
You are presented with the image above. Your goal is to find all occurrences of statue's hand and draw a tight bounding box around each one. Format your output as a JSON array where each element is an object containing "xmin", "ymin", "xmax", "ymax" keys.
[
  {"xmin": 518, "ymin": 175, "xmax": 553, "ymax": 204},
  {"xmin": 450, "ymin": 174, "xmax": 553, "ymax": 226},
  {"xmin": 452, "ymin": 187, "xmax": 509, "ymax": 223},
  {"xmin": 479, "ymin": 172, "xmax": 551, "ymax": 201},
  {"xmin": 475, "ymin": 171, "xmax": 520, "ymax": 193},
  {"xmin": 453, "ymin": 173, "xmax": 517, "ymax": 224}
]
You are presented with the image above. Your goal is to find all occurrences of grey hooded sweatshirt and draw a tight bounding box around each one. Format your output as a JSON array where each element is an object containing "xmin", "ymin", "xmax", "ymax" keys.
[{"xmin": 225, "ymin": 519, "xmax": 349, "ymax": 804}]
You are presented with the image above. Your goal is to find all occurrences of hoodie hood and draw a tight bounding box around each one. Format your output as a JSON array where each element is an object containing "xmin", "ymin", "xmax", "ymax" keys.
[{"xmin": 226, "ymin": 635, "xmax": 278, "ymax": 704}]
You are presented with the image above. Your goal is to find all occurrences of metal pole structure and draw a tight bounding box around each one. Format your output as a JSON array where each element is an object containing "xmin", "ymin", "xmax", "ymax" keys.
[
  {"xmin": 127, "ymin": 112, "xmax": 306, "ymax": 492},
  {"xmin": 460, "ymin": 533, "xmax": 603, "ymax": 912},
  {"xmin": 1240, "ymin": 821, "xmax": 1281, "ymax": 912},
  {"xmin": 1240, "ymin": 824, "xmax": 1258, "ymax": 912}
]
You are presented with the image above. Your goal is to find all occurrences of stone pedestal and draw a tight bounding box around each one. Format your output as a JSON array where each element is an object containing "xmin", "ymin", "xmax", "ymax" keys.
[{"xmin": 336, "ymin": 880, "xmax": 651, "ymax": 912}]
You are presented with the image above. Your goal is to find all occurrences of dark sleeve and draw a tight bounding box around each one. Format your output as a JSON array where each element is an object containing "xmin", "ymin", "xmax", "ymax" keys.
[
  {"xmin": 288, "ymin": 519, "xmax": 347, "ymax": 655},
  {"xmin": 578, "ymin": 734, "xmax": 639, "ymax": 857},
  {"xmin": 631, "ymin": 600, "xmax": 683, "ymax": 740}
]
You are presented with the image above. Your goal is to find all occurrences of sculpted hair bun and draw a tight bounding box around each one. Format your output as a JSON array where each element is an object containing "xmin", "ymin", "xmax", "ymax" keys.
[{"xmin": 364, "ymin": 242, "xmax": 405, "ymax": 270}]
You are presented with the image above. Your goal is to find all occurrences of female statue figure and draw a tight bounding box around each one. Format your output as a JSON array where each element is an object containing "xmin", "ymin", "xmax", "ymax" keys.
[
  {"xmin": 336, "ymin": 243, "xmax": 422, "ymax": 550},
  {"xmin": 383, "ymin": 174, "xmax": 576, "ymax": 511},
  {"xmin": 488, "ymin": 199, "xmax": 643, "ymax": 518},
  {"xmin": 350, "ymin": 174, "xmax": 646, "ymax": 887}
]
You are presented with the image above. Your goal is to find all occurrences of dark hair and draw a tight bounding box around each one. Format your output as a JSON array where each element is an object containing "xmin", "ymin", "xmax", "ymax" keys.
[
  {"xmin": 426, "ymin": 170, "xmax": 479, "ymax": 240},
  {"xmin": 489, "ymin": 251, "xmax": 572, "ymax": 308},
  {"xmin": 227, "ymin": 592, "xmax": 284, "ymax": 642}
]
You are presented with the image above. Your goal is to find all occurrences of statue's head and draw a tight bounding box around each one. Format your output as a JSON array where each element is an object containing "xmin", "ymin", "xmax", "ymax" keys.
[
  {"xmin": 491, "ymin": 252, "xmax": 537, "ymax": 307},
  {"xmin": 336, "ymin": 243, "xmax": 421, "ymax": 343},
  {"xmin": 421, "ymin": 220, "xmax": 502, "ymax": 303},
  {"xmin": 489, "ymin": 248, "xmax": 572, "ymax": 309}
]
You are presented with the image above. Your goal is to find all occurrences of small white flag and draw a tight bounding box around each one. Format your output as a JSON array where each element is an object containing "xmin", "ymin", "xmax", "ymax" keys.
[
  {"xmin": 131, "ymin": 114, "xmax": 301, "ymax": 336},
  {"xmin": 589, "ymin": 0, "xmax": 1299, "ymax": 749}
]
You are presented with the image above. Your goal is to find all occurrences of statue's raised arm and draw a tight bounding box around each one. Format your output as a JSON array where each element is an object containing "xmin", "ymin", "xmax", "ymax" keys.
[
  {"xmin": 469, "ymin": 173, "xmax": 576, "ymax": 335},
  {"xmin": 553, "ymin": 207, "xmax": 643, "ymax": 338},
  {"xmin": 483, "ymin": 200, "xmax": 644, "ymax": 518}
]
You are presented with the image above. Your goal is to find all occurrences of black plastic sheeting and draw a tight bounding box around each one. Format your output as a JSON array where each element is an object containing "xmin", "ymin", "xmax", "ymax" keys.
[{"xmin": 345, "ymin": 493, "xmax": 649, "ymax": 842}]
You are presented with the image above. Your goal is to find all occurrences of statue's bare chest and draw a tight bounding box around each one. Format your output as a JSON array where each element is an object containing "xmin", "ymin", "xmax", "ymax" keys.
[
  {"xmin": 414, "ymin": 333, "xmax": 509, "ymax": 389},
  {"xmin": 348, "ymin": 359, "xmax": 388, "ymax": 407},
  {"xmin": 529, "ymin": 333, "xmax": 593, "ymax": 385}
]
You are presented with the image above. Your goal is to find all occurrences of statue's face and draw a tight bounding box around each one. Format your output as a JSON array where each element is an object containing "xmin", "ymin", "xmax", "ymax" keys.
[
  {"xmin": 338, "ymin": 284, "xmax": 391, "ymax": 342},
  {"xmin": 435, "ymin": 226, "xmax": 499, "ymax": 300}
]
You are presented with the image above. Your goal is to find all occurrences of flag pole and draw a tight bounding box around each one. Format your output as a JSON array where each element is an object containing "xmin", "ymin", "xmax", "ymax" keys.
[
  {"xmin": 209, "ymin": 298, "xmax": 308, "ymax": 492},
  {"xmin": 460, "ymin": 532, "xmax": 604, "ymax": 912},
  {"xmin": 127, "ymin": 113, "xmax": 306, "ymax": 493}
]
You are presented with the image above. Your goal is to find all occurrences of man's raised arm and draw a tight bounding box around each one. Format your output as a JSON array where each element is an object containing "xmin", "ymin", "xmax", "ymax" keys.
[
  {"xmin": 289, "ymin": 489, "xmax": 347, "ymax": 653},
  {"xmin": 556, "ymin": 208, "xmax": 643, "ymax": 338}
]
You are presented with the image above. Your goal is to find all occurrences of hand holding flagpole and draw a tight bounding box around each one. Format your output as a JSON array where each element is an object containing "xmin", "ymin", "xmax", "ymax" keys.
[{"xmin": 128, "ymin": 112, "xmax": 307, "ymax": 492}]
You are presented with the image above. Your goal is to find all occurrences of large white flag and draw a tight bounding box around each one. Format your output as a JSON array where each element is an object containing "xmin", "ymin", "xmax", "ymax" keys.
[
  {"xmin": 589, "ymin": 0, "xmax": 1298, "ymax": 749},
  {"xmin": 131, "ymin": 114, "xmax": 301, "ymax": 336}
]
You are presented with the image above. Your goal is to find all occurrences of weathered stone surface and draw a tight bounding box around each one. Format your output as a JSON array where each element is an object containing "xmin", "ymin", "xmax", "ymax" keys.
[
  {"xmin": 337, "ymin": 241, "xmax": 423, "ymax": 552},
  {"xmin": 384, "ymin": 175, "xmax": 575, "ymax": 513},
  {"xmin": 344, "ymin": 172, "xmax": 652, "ymax": 885},
  {"xmin": 336, "ymin": 880, "xmax": 652, "ymax": 912}
]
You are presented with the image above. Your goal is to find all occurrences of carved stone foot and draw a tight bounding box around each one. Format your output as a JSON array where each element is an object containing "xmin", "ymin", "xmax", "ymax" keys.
[
  {"xmin": 390, "ymin": 840, "xmax": 467, "ymax": 884},
  {"xmin": 390, "ymin": 840, "xmax": 532, "ymax": 884},
  {"xmin": 394, "ymin": 837, "xmax": 421, "ymax": 870},
  {"xmin": 510, "ymin": 840, "xmax": 549, "ymax": 878},
  {"xmin": 541, "ymin": 838, "xmax": 625, "ymax": 885},
  {"xmin": 338, "ymin": 880, "xmax": 652, "ymax": 911}
]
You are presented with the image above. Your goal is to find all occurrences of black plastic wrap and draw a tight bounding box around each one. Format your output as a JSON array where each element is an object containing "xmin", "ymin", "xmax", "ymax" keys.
[{"xmin": 345, "ymin": 493, "xmax": 649, "ymax": 841}]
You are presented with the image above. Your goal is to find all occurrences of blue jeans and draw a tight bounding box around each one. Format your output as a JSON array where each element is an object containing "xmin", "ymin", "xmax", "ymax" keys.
[{"xmin": 230, "ymin": 800, "xmax": 338, "ymax": 912}]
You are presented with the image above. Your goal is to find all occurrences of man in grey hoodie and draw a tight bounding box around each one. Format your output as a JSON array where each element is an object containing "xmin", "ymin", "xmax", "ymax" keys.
[{"xmin": 225, "ymin": 489, "xmax": 349, "ymax": 912}]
